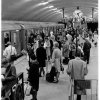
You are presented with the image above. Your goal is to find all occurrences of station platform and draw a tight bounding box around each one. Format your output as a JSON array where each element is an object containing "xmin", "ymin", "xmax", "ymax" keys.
[{"xmin": 14, "ymin": 46, "xmax": 98, "ymax": 100}]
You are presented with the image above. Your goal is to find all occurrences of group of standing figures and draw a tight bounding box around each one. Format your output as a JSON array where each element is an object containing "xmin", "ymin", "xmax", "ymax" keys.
[{"xmin": 26, "ymin": 29, "xmax": 98, "ymax": 100}]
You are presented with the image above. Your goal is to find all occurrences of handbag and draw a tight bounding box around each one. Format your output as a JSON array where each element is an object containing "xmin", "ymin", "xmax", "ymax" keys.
[
  {"xmin": 25, "ymin": 82, "xmax": 32, "ymax": 96},
  {"xmin": 60, "ymin": 64, "xmax": 64, "ymax": 72},
  {"xmin": 46, "ymin": 73, "xmax": 51, "ymax": 82}
]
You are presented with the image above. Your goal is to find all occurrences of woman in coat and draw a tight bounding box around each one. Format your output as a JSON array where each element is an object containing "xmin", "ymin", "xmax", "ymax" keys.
[
  {"xmin": 52, "ymin": 42, "xmax": 62, "ymax": 82},
  {"xmin": 62, "ymin": 37, "xmax": 70, "ymax": 64}
]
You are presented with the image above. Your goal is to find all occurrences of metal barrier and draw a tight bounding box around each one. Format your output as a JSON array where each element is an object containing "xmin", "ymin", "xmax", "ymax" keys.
[
  {"xmin": 17, "ymin": 72, "xmax": 24, "ymax": 99},
  {"xmin": 1, "ymin": 72, "xmax": 24, "ymax": 100},
  {"xmin": 69, "ymin": 79, "xmax": 98, "ymax": 100}
]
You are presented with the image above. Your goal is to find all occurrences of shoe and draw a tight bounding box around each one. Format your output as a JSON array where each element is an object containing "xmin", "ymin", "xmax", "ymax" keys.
[
  {"xmin": 87, "ymin": 61, "xmax": 89, "ymax": 64},
  {"xmin": 43, "ymin": 72, "xmax": 45, "ymax": 76},
  {"xmin": 31, "ymin": 98, "xmax": 37, "ymax": 100},
  {"xmin": 53, "ymin": 78, "xmax": 59, "ymax": 83},
  {"xmin": 39, "ymin": 75, "xmax": 42, "ymax": 77}
]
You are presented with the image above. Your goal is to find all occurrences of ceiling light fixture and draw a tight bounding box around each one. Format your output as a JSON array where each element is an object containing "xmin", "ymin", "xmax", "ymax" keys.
[
  {"xmin": 65, "ymin": 14, "xmax": 68, "ymax": 18},
  {"xmin": 56, "ymin": 10, "xmax": 62, "ymax": 13},
  {"xmin": 48, "ymin": 5, "xmax": 54, "ymax": 8},
  {"xmin": 38, "ymin": 1, "xmax": 49, "ymax": 6},
  {"xmin": 47, "ymin": 0, "xmax": 56, "ymax": 2},
  {"xmin": 51, "ymin": 8, "xmax": 57, "ymax": 10}
]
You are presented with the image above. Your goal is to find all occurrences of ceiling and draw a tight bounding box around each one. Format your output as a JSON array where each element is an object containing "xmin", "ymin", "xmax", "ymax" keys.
[{"xmin": 2, "ymin": 0, "xmax": 98, "ymax": 22}]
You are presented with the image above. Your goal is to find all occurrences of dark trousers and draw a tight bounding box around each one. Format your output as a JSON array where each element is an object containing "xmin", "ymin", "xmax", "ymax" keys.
[
  {"xmin": 77, "ymin": 95, "xmax": 81, "ymax": 100},
  {"xmin": 63, "ymin": 57, "xmax": 69, "ymax": 64},
  {"xmin": 39, "ymin": 67, "xmax": 45, "ymax": 76},
  {"xmin": 84, "ymin": 51, "xmax": 90, "ymax": 63},
  {"xmin": 50, "ymin": 48, "xmax": 53, "ymax": 58},
  {"xmin": 31, "ymin": 89, "xmax": 37, "ymax": 100}
]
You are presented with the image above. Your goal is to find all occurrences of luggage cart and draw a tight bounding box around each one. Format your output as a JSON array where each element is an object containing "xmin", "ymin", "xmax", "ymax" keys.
[{"xmin": 69, "ymin": 79, "xmax": 98, "ymax": 100}]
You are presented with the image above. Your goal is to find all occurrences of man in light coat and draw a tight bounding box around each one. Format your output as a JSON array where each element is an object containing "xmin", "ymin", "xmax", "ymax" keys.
[
  {"xmin": 66, "ymin": 52, "xmax": 88, "ymax": 100},
  {"xmin": 3, "ymin": 42, "xmax": 17, "ymax": 59}
]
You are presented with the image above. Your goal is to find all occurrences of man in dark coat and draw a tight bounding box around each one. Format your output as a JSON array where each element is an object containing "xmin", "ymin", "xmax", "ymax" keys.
[
  {"xmin": 28, "ymin": 54, "xmax": 39, "ymax": 100},
  {"xmin": 36, "ymin": 42, "xmax": 47, "ymax": 77},
  {"xmin": 4, "ymin": 33, "xmax": 9, "ymax": 47},
  {"xmin": 50, "ymin": 38, "xmax": 53, "ymax": 58},
  {"xmin": 83, "ymin": 39, "xmax": 91, "ymax": 64},
  {"xmin": 40, "ymin": 31, "xmax": 45, "ymax": 42},
  {"xmin": 28, "ymin": 34, "xmax": 35, "ymax": 47},
  {"xmin": 57, "ymin": 37, "xmax": 62, "ymax": 50}
]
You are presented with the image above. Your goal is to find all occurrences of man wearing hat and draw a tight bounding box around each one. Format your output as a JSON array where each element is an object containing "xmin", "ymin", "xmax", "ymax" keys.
[{"xmin": 83, "ymin": 39, "xmax": 91, "ymax": 64}]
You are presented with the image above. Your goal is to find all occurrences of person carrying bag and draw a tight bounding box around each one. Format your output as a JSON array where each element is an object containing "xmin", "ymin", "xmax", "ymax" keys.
[
  {"xmin": 27, "ymin": 53, "xmax": 39, "ymax": 100},
  {"xmin": 66, "ymin": 52, "xmax": 88, "ymax": 100},
  {"xmin": 25, "ymin": 82, "xmax": 32, "ymax": 96}
]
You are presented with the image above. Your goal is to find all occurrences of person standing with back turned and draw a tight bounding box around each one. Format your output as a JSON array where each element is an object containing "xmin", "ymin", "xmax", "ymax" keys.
[{"xmin": 66, "ymin": 52, "xmax": 88, "ymax": 100}]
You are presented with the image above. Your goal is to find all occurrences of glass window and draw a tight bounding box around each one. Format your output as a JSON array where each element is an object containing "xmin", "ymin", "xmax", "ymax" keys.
[
  {"xmin": 4, "ymin": 32, "xmax": 10, "ymax": 45},
  {"xmin": 13, "ymin": 33, "xmax": 17, "ymax": 44}
]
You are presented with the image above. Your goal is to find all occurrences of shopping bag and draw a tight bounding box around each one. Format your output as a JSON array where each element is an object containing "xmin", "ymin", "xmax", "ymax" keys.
[
  {"xmin": 25, "ymin": 82, "xmax": 32, "ymax": 96},
  {"xmin": 60, "ymin": 64, "xmax": 64, "ymax": 72}
]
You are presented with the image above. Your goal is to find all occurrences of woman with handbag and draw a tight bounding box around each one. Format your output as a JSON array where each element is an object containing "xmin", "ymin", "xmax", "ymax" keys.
[
  {"xmin": 28, "ymin": 53, "xmax": 39, "ymax": 100},
  {"xmin": 52, "ymin": 42, "xmax": 62, "ymax": 82}
]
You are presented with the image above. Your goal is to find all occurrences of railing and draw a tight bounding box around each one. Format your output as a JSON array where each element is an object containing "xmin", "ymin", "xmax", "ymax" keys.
[
  {"xmin": 1, "ymin": 72, "xmax": 24, "ymax": 100},
  {"xmin": 69, "ymin": 79, "xmax": 98, "ymax": 100}
]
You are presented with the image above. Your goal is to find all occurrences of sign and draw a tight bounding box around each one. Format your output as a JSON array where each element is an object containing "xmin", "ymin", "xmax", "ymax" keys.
[
  {"xmin": 74, "ymin": 80, "xmax": 91, "ymax": 95},
  {"xmin": 74, "ymin": 80, "xmax": 91, "ymax": 89}
]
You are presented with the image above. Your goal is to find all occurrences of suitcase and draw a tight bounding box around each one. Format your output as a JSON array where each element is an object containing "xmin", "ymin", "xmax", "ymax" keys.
[
  {"xmin": 46, "ymin": 66, "xmax": 57, "ymax": 82},
  {"xmin": 46, "ymin": 73, "xmax": 51, "ymax": 82}
]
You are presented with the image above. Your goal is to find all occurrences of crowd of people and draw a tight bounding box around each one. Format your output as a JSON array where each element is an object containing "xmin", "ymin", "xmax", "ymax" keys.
[
  {"xmin": 26, "ymin": 27, "xmax": 98, "ymax": 100},
  {"xmin": 1, "ymin": 26, "xmax": 98, "ymax": 100}
]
